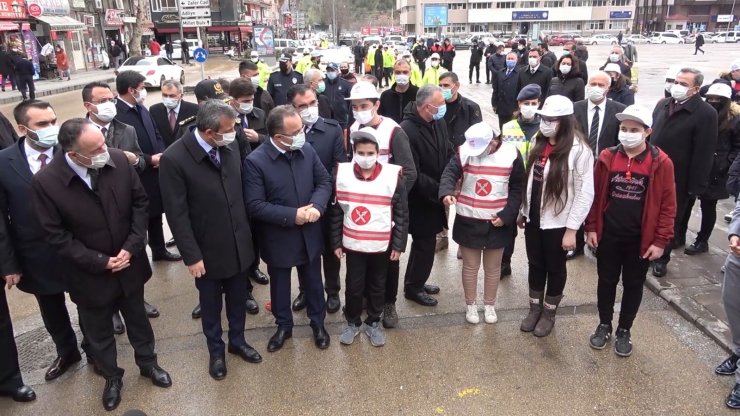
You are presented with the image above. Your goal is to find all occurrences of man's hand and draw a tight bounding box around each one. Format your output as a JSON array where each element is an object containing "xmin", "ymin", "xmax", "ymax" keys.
[
  {"xmin": 295, "ymin": 207, "xmax": 308, "ymax": 225},
  {"xmin": 334, "ymin": 248, "xmax": 344, "ymax": 259},
  {"xmin": 562, "ymin": 229, "xmax": 577, "ymax": 251},
  {"xmin": 3, "ymin": 274, "xmax": 21, "ymax": 289},
  {"xmin": 516, "ymin": 215, "xmax": 526, "ymax": 229},
  {"xmin": 730, "ymin": 236, "xmax": 740, "ymax": 257},
  {"xmin": 105, "ymin": 255, "xmax": 130, "ymax": 273},
  {"xmin": 390, "ymin": 250, "xmax": 401, "ymax": 261},
  {"xmin": 150, "ymin": 153, "xmax": 162, "ymax": 168},
  {"xmin": 123, "ymin": 151, "xmax": 138, "ymax": 165},
  {"xmin": 442, "ymin": 195, "xmax": 457, "ymax": 206},
  {"xmin": 586, "ymin": 232, "xmax": 599, "ymax": 249},
  {"xmin": 116, "ymin": 249, "xmax": 132, "ymax": 262},
  {"xmin": 490, "ymin": 216, "xmax": 504, "ymax": 227},
  {"xmin": 243, "ymin": 128, "xmax": 259, "ymax": 142},
  {"xmin": 305, "ymin": 205, "xmax": 321, "ymax": 223},
  {"xmin": 642, "ymin": 244, "xmax": 665, "ymax": 261},
  {"xmin": 188, "ymin": 260, "xmax": 206, "ymax": 278}
]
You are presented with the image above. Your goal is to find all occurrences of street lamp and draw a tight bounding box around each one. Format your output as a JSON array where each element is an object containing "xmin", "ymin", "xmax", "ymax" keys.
[{"xmin": 10, "ymin": 0, "xmax": 24, "ymax": 33}]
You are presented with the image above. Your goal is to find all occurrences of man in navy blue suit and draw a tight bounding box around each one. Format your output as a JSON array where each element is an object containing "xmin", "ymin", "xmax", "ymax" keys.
[{"xmin": 244, "ymin": 105, "xmax": 333, "ymax": 352}]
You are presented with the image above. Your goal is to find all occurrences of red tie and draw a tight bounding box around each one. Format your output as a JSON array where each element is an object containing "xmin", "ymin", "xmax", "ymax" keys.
[
  {"xmin": 168, "ymin": 109, "xmax": 177, "ymax": 131},
  {"xmin": 38, "ymin": 153, "xmax": 48, "ymax": 169}
]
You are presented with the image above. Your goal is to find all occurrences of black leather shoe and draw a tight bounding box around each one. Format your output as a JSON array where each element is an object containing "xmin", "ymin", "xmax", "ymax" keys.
[
  {"xmin": 208, "ymin": 357, "xmax": 227, "ymax": 380},
  {"xmin": 250, "ymin": 268, "xmax": 269, "ymax": 285},
  {"xmin": 404, "ymin": 291, "xmax": 438, "ymax": 306},
  {"xmin": 424, "ymin": 284, "xmax": 440, "ymax": 295},
  {"xmin": 45, "ymin": 353, "xmax": 82, "ymax": 381},
  {"xmin": 728, "ymin": 383, "xmax": 740, "ymax": 409},
  {"xmin": 140, "ymin": 365, "xmax": 172, "ymax": 388},
  {"xmin": 292, "ymin": 292, "xmax": 306, "ymax": 312},
  {"xmin": 191, "ymin": 304, "xmax": 201, "ymax": 319},
  {"xmin": 716, "ymin": 354, "xmax": 740, "ymax": 375},
  {"xmin": 0, "ymin": 385, "xmax": 36, "ymax": 402},
  {"xmin": 152, "ymin": 249, "xmax": 182, "ymax": 262},
  {"xmin": 652, "ymin": 262, "xmax": 667, "ymax": 277},
  {"xmin": 313, "ymin": 326, "xmax": 330, "ymax": 349},
  {"xmin": 165, "ymin": 238, "xmax": 176, "ymax": 247},
  {"xmin": 267, "ymin": 328, "xmax": 292, "ymax": 352},
  {"xmin": 685, "ymin": 241, "xmax": 709, "ymax": 255},
  {"xmin": 326, "ymin": 295, "xmax": 341, "ymax": 313},
  {"xmin": 246, "ymin": 293, "xmax": 259, "ymax": 315},
  {"xmin": 86, "ymin": 355, "xmax": 102, "ymax": 376},
  {"xmin": 102, "ymin": 378, "xmax": 123, "ymax": 411},
  {"xmin": 144, "ymin": 301, "xmax": 160, "ymax": 318},
  {"xmin": 566, "ymin": 248, "xmax": 584, "ymax": 260},
  {"xmin": 112, "ymin": 312, "xmax": 125, "ymax": 335},
  {"xmin": 228, "ymin": 344, "xmax": 263, "ymax": 363}
]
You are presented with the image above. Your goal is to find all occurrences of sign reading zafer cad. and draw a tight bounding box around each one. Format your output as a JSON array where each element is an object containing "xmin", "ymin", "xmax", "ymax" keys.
[
  {"xmin": 182, "ymin": 17, "xmax": 211, "ymax": 27},
  {"xmin": 180, "ymin": 0, "xmax": 209, "ymax": 7}
]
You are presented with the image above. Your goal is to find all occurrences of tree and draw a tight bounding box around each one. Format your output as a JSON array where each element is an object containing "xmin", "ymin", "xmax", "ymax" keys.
[{"xmin": 127, "ymin": 0, "xmax": 149, "ymax": 56}]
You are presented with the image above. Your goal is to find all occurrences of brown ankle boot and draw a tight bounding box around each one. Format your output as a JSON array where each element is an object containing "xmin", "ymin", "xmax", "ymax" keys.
[
  {"xmin": 533, "ymin": 295, "xmax": 563, "ymax": 337},
  {"xmin": 520, "ymin": 290, "xmax": 544, "ymax": 332}
]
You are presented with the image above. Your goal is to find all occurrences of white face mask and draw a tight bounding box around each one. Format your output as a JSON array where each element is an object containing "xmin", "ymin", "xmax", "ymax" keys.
[
  {"xmin": 395, "ymin": 74, "xmax": 410, "ymax": 86},
  {"xmin": 94, "ymin": 101, "xmax": 117, "ymax": 123},
  {"xmin": 162, "ymin": 97, "xmax": 179, "ymax": 110},
  {"xmin": 618, "ymin": 131, "xmax": 645, "ymax": 149},
  {"xmin": 431, "ymin": 60, "xmax": 439, "ymax": 68},
  {"xmin": 539, "ymin": 120, "xmax": 559, "ymax": 137},
  {"xmin": 77, "ymin": 149, "xmax": 110, "ymax": 169},
  {"xmin": 237, "ymin": 102, "xmax": 253, "ymax": 114},
  {"xmin": 353, "ymin": 109, "xmax": 374, "ymax": 125},
  {"xmin": 214, "ymin": 131, "xmax": 236, "ymax": 147},
  {"xmin": 671, "ymin": 84, "xmax": 690, "ymax": 101},
  {"xmin": 300, "ymin": 106, "xmax": 320, "ymax": 125},
  {"xmin": 134, "ymin": 88, "xmax": 147, "ymax": 104},
  {"xmin": 250, "ymin": 76, "xmax": 261, "ymax": 87},
  {"xmin": 281, "ymin": 131, "xmax": 305, "ymax": 150},
  {"xmin": 664, "ymin": 82, "xmax": 673, "ymax": 93},
  {"xmin": 528, "ymin": 58, "xmax": 538, "ymax": 68},
  {"xmin": 520, "ymin": 105, "xmax": 537, "ymax": 120},
  {"xmin": 559, "ymin": 64, "xmax": 571, "ymax": 75},
  {"xmin": 587, "ymin": 86, "xmax": 606, "ymax": 103},
  {"xmin": 609, "ymin": 53, "xmax": 620, "ymax": 63},
  {"xmin": 354, "ymin": 153, "xmax": 377, "ymax": 169}
]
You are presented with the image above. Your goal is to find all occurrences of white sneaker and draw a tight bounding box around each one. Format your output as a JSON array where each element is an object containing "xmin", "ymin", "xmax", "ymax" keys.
[
  {"xmin": 484, "ymin": 305, "xmax": 498, "ymax": 324},
  {"xmin": 466, "ymin": 304, "xmax": 480, "ymax": 324}
]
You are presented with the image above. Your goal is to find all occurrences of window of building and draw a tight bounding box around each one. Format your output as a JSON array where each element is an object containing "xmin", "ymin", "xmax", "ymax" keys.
[
  {"xmin": 612, "ymin": 0, "xmax": 630, "ymax": 5},
  {"xmin": 471, "ymin": 2, "xmax": 493, "ymax": 9},
  {"xmin": 423, "ymin": 27, "xmax": 438, "ymax": 34},
  {"xmin": 448, "ymin": 3, "xmax": 467, "ymax": 10},
  {"xmin": 589, "ymin": 20, "xmax": 605, "ymax": 30},
  {"xmin": 470, "ymin": 24, "xmax": 489, "ymax": 32},
  {"xmin": 543, "ymin": 1, "xmax": 563, "ymax": 7},
  {"xmin": 490, "ymin": 22, "xmax": 513, "ymax": 32},
  {"xmin": 609, "ymin": 20, "xmax": 628, "ymax": 30},
  {"xmin": 592, "ymin": 0, "xmax": 608, "ymax": 6},
  {"xmin": 497, "ymin": 2, "xmax": 515, "ymax": 8},
  {"xmin": 446, "ymin": 23, "xmax": 467, "ymax": 33},
  {"xmin": 568, "ymin": 0, "xmax": 591, "ymax": 6},
  {"xmin": 520, "ymin": 1, "xmax": 539, "ymax": 7}
]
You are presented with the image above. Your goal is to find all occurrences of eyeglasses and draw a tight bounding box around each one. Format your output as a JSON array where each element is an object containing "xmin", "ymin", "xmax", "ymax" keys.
[{"xmin": 89, "ymin": 97, "xmax": 117, "ymax": 105}]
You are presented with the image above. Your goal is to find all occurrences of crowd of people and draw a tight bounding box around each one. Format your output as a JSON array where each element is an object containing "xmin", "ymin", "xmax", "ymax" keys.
[{"xmin": 0, "ymin": 36, "xmax": 740, "ymax": 412}]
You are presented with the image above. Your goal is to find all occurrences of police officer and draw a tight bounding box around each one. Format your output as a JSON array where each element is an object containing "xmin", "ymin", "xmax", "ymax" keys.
[
  {"xmin": 267, "ymin": 53, "xmax": 304, "ymax": 106},
  {"xmin": 323, "ymin": 63, "xmax": 352, "ymax": 129}
]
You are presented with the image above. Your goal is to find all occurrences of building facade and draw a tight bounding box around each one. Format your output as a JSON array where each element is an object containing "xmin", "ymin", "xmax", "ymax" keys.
[{"xmin": 634, "ymin": 0, "xmax": 738, "ymax": 34}]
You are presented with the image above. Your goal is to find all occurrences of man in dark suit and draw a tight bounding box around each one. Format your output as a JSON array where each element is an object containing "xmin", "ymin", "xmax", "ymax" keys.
[
  {"xmin": 244, "ymin": 105, "xmax": 333, "ymax": 352},
  {"xmin": 516, "ymin": 48, "xmax": 553, "ymax": 99},
  {"xmin": 0, "ymin": 101, "xmax": 82, "ymax": 382},
  {"xmin": 13, "ymin": 54, "xmax": 35, "ymax": 101},
  {"xmin": 238, "ymin": 60, "xmax": 275, "ymax": 114},
  {"xmin": 32, "ymin": 119, "xmax": 171, "ymax": 411},
  {"xmin": 0, "ymin": 286, "xmax": 36, "ymax": 402},
  {"xmin": 82, "ymin": 81, "xmax": 160, "ymax": 325},
  {"xmin": 287, "ymin": 84, "xmax": 348, "ymax": 314},
  {"xmin": 115, "ymin": 71, "xmax": 181, "ymax": 263},
  {"xmin": 571, "ymin": 71, "xmax": 627, "ymax": 259},
  {"xmin": 160, "ymin": 100, "xmax": 262, "ymax": 381},
  {"xmin": 492, "ymin": 51, "xmax": 521, "ymax": 129},
  {"xmin": 0, "ymin": 110, "xmax": 18, "ymax": 149},
  {"xmin": 149, "ymin": 80, "xmax": 199, "ymax": 148}
]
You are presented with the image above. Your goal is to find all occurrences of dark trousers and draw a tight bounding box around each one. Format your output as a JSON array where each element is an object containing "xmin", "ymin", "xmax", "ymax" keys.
[
  {"xmin": 148, "ymin": 214, "xmax": 165, "ymax": 253},
  {"xmin": 502, "ymin": 224, "xmax": 518, "ymax": 264},
  {"xmin": 498, "ymin": 112, "xmax": 513, "ymax": 131},
  {"xmin": 575, "ymin": 223, "xmax": 586, "ymax": 252},
  {"xmin": 182, "ymin": 53, "xmax": 189, "ymax": 64},
  {"xmin": 442, "ymin": 59, "xmax": 453, "ymax": 71},
  {"xmin": 354, "ymin": 60, "xmax": 363, "ymax": 75},
  {"xmin": 694, "ymin": 45, "xmax": 704, "ymax": 54},
  {"xmin": 486, "ymin": 66, "xmax": 493, "ymax": 83},
  {"xmin": 385, "ymin": 251, "xmax": 401, "ymax": 304},
  {"xmin": 322, "ymin": 216, "xmax": 340, "ymax": 297},
  {"xmin": 417, "ymin": 60, "xmax": 426, "ymax": 75},
  {"xmin": 0, "ymin": 290, "xmax": 23, "ymax": 392},
  {"xmin": 36, "ymin": 293, "xmax": 80, "ymax": 359},
  {"xmin": 596, "ymin": 234, "xmax": 650, "ymax": 330},
  {"xmin": 0, "ymin": 72, "xmax": 14, "ymax": 90},
  {"xmin": 659, "ymin": 194, "xmax": 692, "ymax": 264},
  {"xmin": 249, "ymin": 220, "xmax": 261, "ymax": 272},
  {"xmin": 383, "ymin": 68, "xmax": 392, "ymax": 87},
  {"xmin": 345, "ymin": 251, "xmax": 388, "ymax": 326},
  {"xmin": 525, "ymin": 224, "xmax": 568, "ymax": 296},
  {"xmin": 687, "ymin": 197, "xmax": 718, "ymax": 242},
  {"xmin": 374, "ymin": 67, "xmax": 384, "ymax": 86},
  {"xmin": 469, "ymin": 62, "xmax": 480, "ymax": 81},
  {"xmin": 403, "ymin": 235, "xmax": 437, "ymax": 294},
  {"xmin": 16, "ymin": 75, "xmax": 34, "ymax": 100},
  {"xmin": 268, "ymin": 257, "xmax": 326, "ymax": 330},
  {"xmin": 195, "ymin": 273, "xmax": 248, "ymax": 357},
  {"xmin": 77, "ymin": 285, "xmax": 157, "ymax": 379}
]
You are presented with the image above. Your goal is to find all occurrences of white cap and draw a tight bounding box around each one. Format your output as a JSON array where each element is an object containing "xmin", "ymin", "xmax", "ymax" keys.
[
  {"xmin": 731, "ymin": 59, "xmax": 740, "ymax": 72},
  {"xmin": 616, "ymin": 105, "xmax": 653, "ymax": 128},
  {"xmin": 345, "ymin": 81, "xmax": 380, "ymax": 100},
  {"xmin": 430, "ymin": 53, "xmax": 440, "ymax": 60},
  {"xmin": 462, "ymin": 122, "xmax": 498, "ymax": 156},
  {"xmin": 250, "ymin": 51, "xmax": 259, "ymax": 58},
  {"xmin": 536, "ymin": 95, "xmax": 574, "ymax": 117},
  {"xmin": 311, "ymin": 50, "xmax": 322, "ymax": 58},
  {"xmin": 349, "ymin": 127, "xmax": 379, "ymax": 144},
  {"xmin": 665, "ymin": 64, "xmax": 682, "ymax": 80},
  {"xmin": 603, "ymin": 63, "xmax": 621, "ymax": 74},
  {"xmin": 707, "ymin": 83, "xmax": 733, "ymax": 99}
]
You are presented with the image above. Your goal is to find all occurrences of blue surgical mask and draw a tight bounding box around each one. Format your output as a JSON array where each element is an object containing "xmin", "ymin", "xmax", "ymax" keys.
[
  {"xmin": 506, "ymin": 60, "xmax": 516, "ymax": 69},
  {"xmin": 316, "ymin": 81, "xmax": 326, "ymax": 94},
  {"xmin": 26, "ymin": 125, "xmax": 60, "ymax": 148},
  {"xmin": 432, "ymin": 104, "xmax": 446, "ymax": 121},
  {"xmin": 442, "ymin": 88, "xmax": 452, "ymax": 101},
  {"xmin": 327, "ymin": 71, "xmax": 338, "ymax": 80}
]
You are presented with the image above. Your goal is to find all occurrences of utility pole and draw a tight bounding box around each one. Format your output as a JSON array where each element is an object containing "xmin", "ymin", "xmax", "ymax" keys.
[
  {"xmin": 332, "ymin": 0, "xmax": 337, "ymax": 43},
  {"xmin": 177, "ymin": 0, "xmax": 184, "ymax": 42}
]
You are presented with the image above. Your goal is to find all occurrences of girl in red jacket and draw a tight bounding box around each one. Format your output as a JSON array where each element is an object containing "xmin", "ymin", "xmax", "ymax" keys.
[{"xmin": 585, "ymin": 105, "xmax": 676, "ymax": 357}]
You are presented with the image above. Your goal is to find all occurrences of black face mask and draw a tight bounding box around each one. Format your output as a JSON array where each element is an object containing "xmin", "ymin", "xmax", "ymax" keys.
[
  {"xmin": 279, "ymin": 63, "xmax": 290, "ymax": 73},
  {"xmin": 708, "ymin": 101, "xmax": 723, "ymax": 111},
  {"xmin": 340, "ymin": 69, "xmax": 349, "ymax": 75}
]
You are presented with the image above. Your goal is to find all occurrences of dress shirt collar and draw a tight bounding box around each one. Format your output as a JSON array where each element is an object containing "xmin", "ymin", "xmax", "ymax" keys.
[
  {"xmin": 588, "ymin": 98, "xmax": 607, "ymax": 113},
  {"xmin": 24, "ymin": 140, "xmax": 53, "ymax": 163},
  {"xmin": 194, "ymin": 129, "xmax": 215, "ymax": 155},
  {"xmin": 64, "ymin": 153, "xmax": 91, "ymax": 181},
  {"xmin": 88, "ymin": 116, "xmax": 111, "ymax": 132},
  {"xmin": 270, "ymin": 137, "xmax": 286, "ymax": 154}
]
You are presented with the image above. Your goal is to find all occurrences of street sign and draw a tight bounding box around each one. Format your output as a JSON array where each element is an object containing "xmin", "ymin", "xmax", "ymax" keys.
[
  {"xmin": 27, "ymin": 4, "xmax": 43, "ymax": 18},
  {"xmin": 182, "ymin": 17, "xmax": 211, "ymax": 27},
  {"xmin": 180, "ymin": 0, "xmax": 209, "ymax": 7},
  {"xmin": 718, "ymin": 15, "xmax": 734, "ymax": 23},
  {"xmin": 180, "ymin": 8, "xmax": 210, "ymax": 18},
  {"xmin": 193, "ymin": 48, "xmax": 208, "ymax": 63}
]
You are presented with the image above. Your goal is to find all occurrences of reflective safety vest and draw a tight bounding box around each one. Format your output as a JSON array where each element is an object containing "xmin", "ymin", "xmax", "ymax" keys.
[
  {"xmin": 455, "ymin": 141, "xmax": 518, "ymax": 220},
  {"xmin": 501, "ymin": 119, "xmax": 532, "ymax": 164},
  {"xmin": 349, "ymin": 117, "xmax": 398, "ymax": 163},
  {"xmin": 336, "ymin": 163, "xmax": 401, "ymax": 253}
]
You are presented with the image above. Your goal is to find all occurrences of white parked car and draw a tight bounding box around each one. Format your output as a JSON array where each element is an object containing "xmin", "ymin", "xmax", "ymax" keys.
[
  {"xmin": 712, "ymin": 31, "xmax": 740, "ymax": 43},
  {"xmin": 116, "ymin": 56, "xmax": 185, "ymax": 88},
  {"xmin": 626, "ymin": 34, "xmax": 650, "ymax": 44},
  {"xmin": 318, "ymin": 46, "xmax": 354, "ymax": 65},
  {"xmin": 649, "ymin": 32, "xmax": 684, "ymax": 44},
  {"xmin": 586, "ymin": 34, "xmax": 619, "ymax": 45}
]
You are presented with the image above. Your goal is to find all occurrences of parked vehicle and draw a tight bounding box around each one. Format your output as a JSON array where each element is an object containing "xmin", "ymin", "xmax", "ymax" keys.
[
  {"xmin": 274, "ymin": 38, "xmax": 302, "ymax": 56},
  {"xmin": 319, "ymin": 46, "xmax": 354, "ymax": 65},
  {"xmin": 548, "ymin": 33, "xmax": 584, "ymax": 46},
  {"xmin": 585, "ymin": 34, "xmax": 619, "ymax": 45},
  {"xmin": 712, "ymin": 31, "xmax": 740, "ymax": 43},
  {"xmin": 649, "ymin": 32, "xmax": 684, "ymax": 44},
  {"xmin": 115, "ymin": 56, "xmax": 185, "ymax": 88},
  {"xmin": 449, "ymin": 37, "xmax": 472, "ymax": 50},
  {"xmin": 625, "ymin": 34, "xmax": 650, "ymax": 44}
]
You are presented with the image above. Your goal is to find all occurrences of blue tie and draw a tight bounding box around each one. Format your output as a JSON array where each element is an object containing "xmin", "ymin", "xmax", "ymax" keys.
[{"xmin": 208, "ymin": 147, "xmax": 220, "ymax": 168}]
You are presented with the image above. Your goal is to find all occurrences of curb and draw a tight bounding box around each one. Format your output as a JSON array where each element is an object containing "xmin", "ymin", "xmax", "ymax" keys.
[{"xmin": 0, "ymin": 77, "xmax": 116, "ymax": 105}]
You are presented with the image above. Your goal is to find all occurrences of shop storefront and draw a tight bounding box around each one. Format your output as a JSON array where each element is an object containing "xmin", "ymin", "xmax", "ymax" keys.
[
  {"xmin": 27, "ymin": 0, "xmax": 86, "ymax": 74},
  {"xmin": 0, "ymin": 0, "xmax": 29, "ymax": 48}
]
